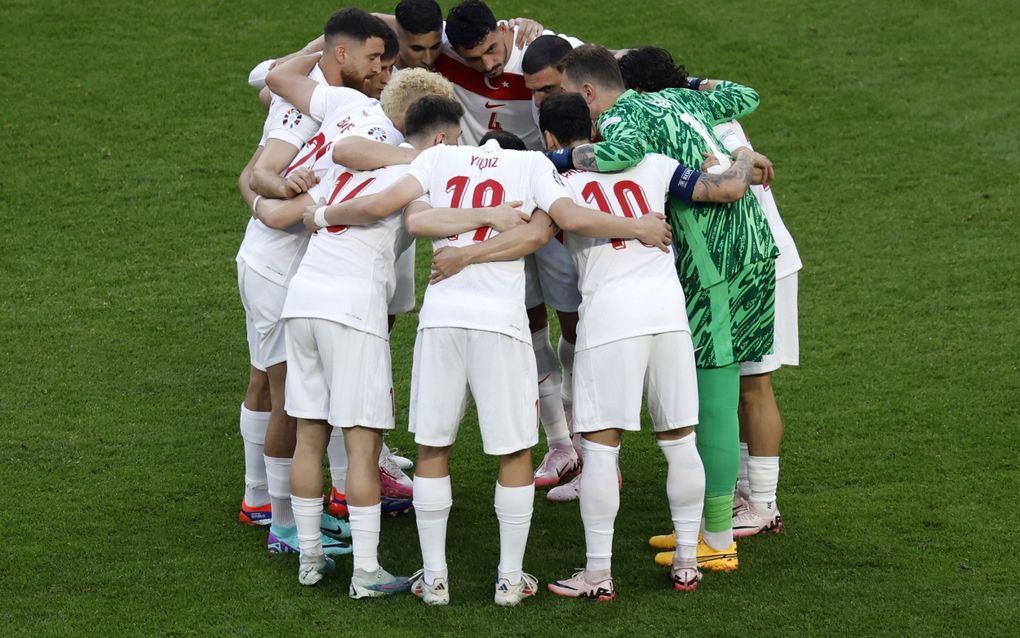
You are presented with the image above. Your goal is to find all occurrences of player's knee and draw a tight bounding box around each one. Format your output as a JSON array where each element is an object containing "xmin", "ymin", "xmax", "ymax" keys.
[{"xmin": 739, "ymin": 373, "xmax": 773, "ymax": 406}]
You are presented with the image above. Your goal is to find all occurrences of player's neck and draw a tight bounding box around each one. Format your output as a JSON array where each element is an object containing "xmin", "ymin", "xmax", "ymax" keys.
[
  {"xmin": 318, "ymin": 58, "xmax": 343, "ymax": 87},
  {"xmin": 592, "ymin": 88, "xmax": 625, "ymax": 119}
]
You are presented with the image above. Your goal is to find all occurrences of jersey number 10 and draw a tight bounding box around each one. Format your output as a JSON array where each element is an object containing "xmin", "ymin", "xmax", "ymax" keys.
[
  {"xmin": 445, "ymin": 176, "xmax": 507, "ymax": 242},
  {"xmin": 580, "ymin": 180, "xmax": 652, "ymax": 250}
]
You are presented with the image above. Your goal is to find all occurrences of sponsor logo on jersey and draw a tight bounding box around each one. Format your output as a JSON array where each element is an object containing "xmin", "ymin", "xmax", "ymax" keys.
[
  {"xmin": 282, "ymin": 108, "xmax": 303, "ymax": 129},
  {"xmin": 484, "ymin": 101, "xmax": 506, "ymax": 109}
]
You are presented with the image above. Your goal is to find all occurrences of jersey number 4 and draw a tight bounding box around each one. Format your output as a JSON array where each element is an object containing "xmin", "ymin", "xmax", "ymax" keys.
[
  {"xmin": 445, "ymin": 176, "xmax": 506, "ymax": 242},
  {"xmin": 580, "ymin": 180, "xmax": 652, "ymax": 249}
]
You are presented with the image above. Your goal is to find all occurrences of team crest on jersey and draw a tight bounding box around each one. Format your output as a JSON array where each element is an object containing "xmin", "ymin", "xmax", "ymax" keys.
[
  {"xmin": 366, "ymin": 126, "xmax": 388, "ymax": 142},
  {"xmin": 282, "ymin": 108, "xmax": 303, "ymax": 129}
]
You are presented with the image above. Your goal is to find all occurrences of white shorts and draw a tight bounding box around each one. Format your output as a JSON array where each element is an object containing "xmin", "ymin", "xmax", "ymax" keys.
[
  {"xmin": 388, "ymin": 243, "xmax": 416, "ymax": 316},
  {"xmin": 237, "ymin": 261, "xmax": 288, "ymax": 371},
  {"xmin": 409, "ymin": 327, "xmax": 539, "ymax": 455},
  {"xmin": 741, "ymin": 271, "xmax": 799, "ymax": 376},
  {"xmin": 284, "ymin": 317, "xmax": 395, "ymax": 430},
  {"xmin": 573, "ymin": 332, "xmax": 699, "ymax": 433},
  {"xmin": 524, "ymin": 238, "xmax": 581, "ymax": 312}
]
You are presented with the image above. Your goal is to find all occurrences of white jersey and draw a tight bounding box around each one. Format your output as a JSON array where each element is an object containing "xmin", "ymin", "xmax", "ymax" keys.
[
  {"xmin": 435, "ymin": 27, "xmax": 581, "ymax": 150},
  {"xmin": 237, "ymin": 65, "xmax": 329, "ymax": 285},
  {"xmin": 281, "ymin": 161, "xmax": 414, "ymax": 340},
  {"xmin": 407, "ymin": 140, "xmax": 572, "ymax": 341},
  {"xmin": 285, "ymin": 84, "xmax": 403, "ymax": 181},
  {"xmin": 713, "ymin": 120, "xmax": 802, "ymax": 278},
  {"xmin": 561, "ymin": 154, "xmax": 691, "ymax": 351}
]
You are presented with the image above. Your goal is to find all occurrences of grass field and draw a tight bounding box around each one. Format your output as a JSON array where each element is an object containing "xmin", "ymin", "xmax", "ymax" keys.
[{"xmin": 2, "ymin": 0, "xmax": 1018, "ymax": 636}]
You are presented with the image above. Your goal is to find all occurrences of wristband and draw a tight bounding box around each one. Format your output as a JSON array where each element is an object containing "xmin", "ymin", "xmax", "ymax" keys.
[
  {"xmin": 545, "ymin": 148, "xmax": 575, "ymax": 173},
  {"xmin": 251, "ymin": 195, "xmax": 263, "ymax": 216},
  {"xmin": 314, "ymin": 206, "xmax": 328, "ymax": 228},
  {"xmin": 687, "ymin": 76, "xmax": 704, "ymax": 90}
]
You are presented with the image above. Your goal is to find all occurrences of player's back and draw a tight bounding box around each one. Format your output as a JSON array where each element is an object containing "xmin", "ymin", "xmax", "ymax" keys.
[
  {"xmin": 561, "ymin": 154, "xmax": 690, "ymax": 350},
  {"xmin": 408, "ymin": 139, "xmax": 568, "ymax": 341}
]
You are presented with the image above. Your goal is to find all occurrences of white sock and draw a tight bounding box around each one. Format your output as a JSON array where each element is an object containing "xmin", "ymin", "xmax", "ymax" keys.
[
  {"xmin": 239, "ymin": 404, "xmax": 270, "ymax": 507},
  {"xmin": 494, "ymin": 482, "xmax": 535, "ymax": 584},
  {"xmin": 736, "ymin": 441, "xmax": 750, "ymax": 499},
  {"xmin": 326, "ymin": 429, "xmax": 347, "ymax": 494},
  {"xmin": 413, "ymin": 475, "xmax": 452, "ymax": 584},
  {"xmin": 557, "ymin": 336, "xmax": 575, "ymax": 405},
  {"xmin": 702, "ymin": 527, "xmax": 733, "ymax": 551},
  {"xmin": 264, "ymin": 455, "xmax": 295, "ymax": 528},
  {"xmin": 348, "ymin": 503, "xmax": 382, "ymax": 573},
  {"xmin": 579, "ymin": 438, "xmax": 620, "ymax": 573},
  {"xmin": 658, "ymin": 433, "xmax": 705, "ymax": 561},
  {"xmin": 291, "ymin": 495, "xmax": 323, "ymax": 556},
  {"xmin": 747, "ymin": 455, "xmax": 780, "ymax": 512},
  {"xmin": 533, "ymin": 327, "xmax": 570, "ymax": 444}
]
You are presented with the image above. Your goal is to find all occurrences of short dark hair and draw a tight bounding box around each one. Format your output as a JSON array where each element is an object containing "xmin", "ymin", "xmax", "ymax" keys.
[
  {"xmin": 382, "ymin": 23, "xmax": 400, "ymax": 60},
  {"xmin": 479, "ymin": 130, "xmax": 527, "ymax": 151},
  {"xmin": 445, "ymin": 0, "xmax": 496, "ymax": 50},
  {"xmin": 404, "ymin": 95, "xmax": 465, "ymax": 138},
  {"xmin": 557, "ymin": 44, "xmax": 625, "ymax": 91},
  {"xmin": 324, "ymin": 8, "xmax": 392, "ymax": 45},
  {"xmin": 539, "ymin": 93, "xmax": 591, "ymax": 147},
  {"xmin": 522, "ymin": 35, "xmax": 573, "ymax": 75},
  {"xmin": 618, "ymin": 47, "xmax": 688, "ymax": 92},
  {"xmin": 395, "ymin": 0, "xmax": 443, "ymax": 35}
]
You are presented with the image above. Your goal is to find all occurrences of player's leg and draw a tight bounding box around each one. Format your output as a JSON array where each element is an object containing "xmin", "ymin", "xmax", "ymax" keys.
[
  {"xmin": 469, "ymin": 330, "xmax": 540, "ymax": 606},
  {"xmin": 528, "ymin": 303, "xmax": 578, "ymax": 488},
  {"xmin": 647, "ymin": 331, "xmax": 703, "ymax": 591},
  {"xmin": 408, "ymin": 328, "xmax": 469, "ymax": 605},
  {"xmin": 556, "ymin": 309, "xmax": 578, "ymax": 427},
  {"xmin": 733, "ymin": 372, "xmax": 783, "ymax": 537},
  {"xmin": 263, "ymin": 360, "xmax": 298, "ymax": 537},
  {"xmin": 239, "ymin": 366, "xmax": 272, "ymax": 525}
]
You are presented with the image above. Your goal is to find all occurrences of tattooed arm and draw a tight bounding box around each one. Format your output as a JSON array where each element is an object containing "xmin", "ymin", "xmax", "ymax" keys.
[{"xmin": 668, "ymin": 148, "xmax": 759, "ymax": 204}]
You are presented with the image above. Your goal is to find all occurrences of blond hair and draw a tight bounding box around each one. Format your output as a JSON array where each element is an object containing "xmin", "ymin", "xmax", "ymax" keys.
[{"xmin": 380, "ymin": 68, "xmax": 457, "ymax": 121}]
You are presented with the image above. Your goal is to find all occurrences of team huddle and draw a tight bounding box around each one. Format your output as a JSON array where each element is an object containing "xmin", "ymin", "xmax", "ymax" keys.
[{"xmin": 233, "ymin": 0, "xmax": 802, "ymax": 605}]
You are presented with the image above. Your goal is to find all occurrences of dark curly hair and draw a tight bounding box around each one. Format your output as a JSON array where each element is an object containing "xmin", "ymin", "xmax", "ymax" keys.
[{"xmin": 617, "ymin": 47, "xmax": 688, "ymax": 92}]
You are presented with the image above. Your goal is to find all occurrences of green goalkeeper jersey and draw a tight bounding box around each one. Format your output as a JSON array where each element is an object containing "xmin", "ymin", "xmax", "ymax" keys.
[{"xmin": 592, "ymin": 83, "xmax": 779, "ymax": 288}]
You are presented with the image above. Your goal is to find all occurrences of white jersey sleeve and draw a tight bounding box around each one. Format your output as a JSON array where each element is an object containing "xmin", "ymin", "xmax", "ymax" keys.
[
  {"xmin": 264, "ymin": 98, "xmax": 321, "ymax": 149},
  {"xmin": 309, "ymin": 85, "xmax": 365, "ymax": 123},
  {"xmin": 528, "ymin": 153, "xmax": 573, "ymax": 212},
  {"xmin": 248, "ymin": 59, "xmax": 274, "ymax": 89}
]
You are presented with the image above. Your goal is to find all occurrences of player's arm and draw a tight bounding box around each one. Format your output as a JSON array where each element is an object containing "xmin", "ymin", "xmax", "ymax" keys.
[
  {"xmin": 685, "ymin": 78, "xmax": 760, "ymax": 124},
  {"xmin": 238, "ymin": 147, "xmax": 262, "ymax": 210},
  {"xmin": 248, "ymin": 36, "xmax": 324, "ymax": 89},
  {"xmin": 304, "ymin": 174, "xmax": 426, "ymax": 231},
  {"xmin": 671, "ymin": 148, "xmax": 759, "ymax": 203},
  {"xmin": 252, "ymin": 193, "xmax": 315, "ymax": 230},
  {"xmin": 548, "ymin": 125, "xmax": 650, "ymax": 174},
  {"xmin": 403, "ymin": 199, "xmax": 530, "ymax": 238},
  {"xmin": 265, "ymin": 53, "xmax": 322, "ymax": 116},
  {"xmin": 250, "ymin": 139, "xmax": 316, "ymax": 199},
  {"xmin": 546, "ymin": 197, "xmax": 672, "ymax": 251},
  {"xmin": 332, "ymin": 138, "xmax": 420, "ymax": 171},
  {"xmin": 429, "ymin": 209, "xmax": 556, "ymax": 283}
]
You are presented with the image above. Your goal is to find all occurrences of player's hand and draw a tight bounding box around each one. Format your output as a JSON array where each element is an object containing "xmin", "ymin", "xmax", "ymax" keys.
[
  {"xmin": 750, "ymin": 152, "xmax": 774, "ymax": 185},
  {"xmin": 430, "ymin": 246, "xmax": 470, "ymax": 284},
  {"xmin": 699, "ymin": 152, "xmax": 720, "ymax": 172},
  {"xmin": 636, "ymin": 213, "xmax": 672, "ymax": 252},
  {"xmin": 285, "ymin": 168, "xmax": 319, "ymax": 197},
  {"xmin": 505, "ymin": 18, "xmax": 545, "ymax": 48},
  {"xmin": 486, "ymin": 201, "xmax": 529, "ymax": 232}
]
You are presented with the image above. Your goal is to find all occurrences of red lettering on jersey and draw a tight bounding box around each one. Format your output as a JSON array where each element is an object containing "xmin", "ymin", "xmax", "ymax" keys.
[
  {"xmin": 434, "ymin": 54, "xmax": 533, "ymax": 101},
  {"xmin": 487, "ymin": 111, "xmax": 503, "ymax": 130},
  {"xmin": 470, "ymin": 156, "xmax": 500, "ymax": 170}
]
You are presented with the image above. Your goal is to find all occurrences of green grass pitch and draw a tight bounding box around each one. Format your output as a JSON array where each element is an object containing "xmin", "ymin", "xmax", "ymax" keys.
[{"xmin": 1, "ymin": 0, "xmax": 1017, "ymax": 635}]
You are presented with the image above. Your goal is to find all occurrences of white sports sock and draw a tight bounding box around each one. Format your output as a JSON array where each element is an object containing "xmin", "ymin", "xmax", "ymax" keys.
[
  {"xmin": 348, "ymin": 503, "xmax": 382, "ymax": 573},
  {"xmin": 557, "ymin": 336, "xmax": 575, "ymax": 405},
  {"xmin": 747, "ymin": 455, "xmax": 780, "ymax": 512},
  {"xmin": 494, "ymin": 482, "xmax": 535, "ymax": 584},
  {"xmin": 413, "ymin": 475, "xmax": 452, "ymax": 584},
  {"xmin": 326, "ymin": 429, "xmax": 347, "ymax": 494},
  {"xmin": 291, "ymin": 495, "xmax": 323, "ymax": 556},
  {"xmin": 658, "ymin": 433, "xmax": 705, "ymax": 560},
  {"xmin": 702, "ymin": 528, "xmax": 733, "ymax": 551},
  {"xmin": 533, "ymin": 327, "xmax": 570, "ymax": 444},
  {"xmin": 239, "ymin": 404, "xmax": 270, "ymax": 507},
  {"xmin": 264, "ymin": 455, "xmax": 295, "ymax": 528},
  {"xmin": 579, "ymin": 438, "xmax": 620, "ymax": 573},
  {"xmin": 736, "ymin": 441, "xmax": 750, "ymax": 499}
]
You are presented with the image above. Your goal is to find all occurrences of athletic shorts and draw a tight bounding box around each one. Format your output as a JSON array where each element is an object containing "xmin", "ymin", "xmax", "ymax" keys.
[
  {"xmin": 741, "ymin": 271, "xmax": 799, "ymax": 375},
  {"xmin": 573, "ymin": 332, "xmax": 699, "ymax": 433},
  {"xmin": 685, "ymin": 259, "xmax": 776, "ymax": 369},
  {"xmin": 409, "ymin": 327, "xmax": 539, "ymax": 455},
  {"xmin": 237, "ymin": 261, "xmax": 288, "ymax": 371},
  {"xmin": 388, "ymin": 244, "xmax": 416, "ymax": 316},
  {"xmin": 283, "ymin": 317, "xmax": 395, "ymax": 430},
  {"xmin": 524, "ymin": 238, "xmax": 581, "ymax": 312}
]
